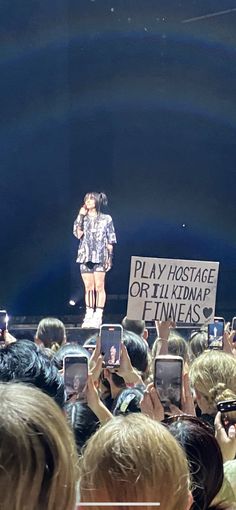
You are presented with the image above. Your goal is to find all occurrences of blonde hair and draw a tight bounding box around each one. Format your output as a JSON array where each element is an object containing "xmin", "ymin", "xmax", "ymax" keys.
[
  {"xmin": 79, "ymin": 413, "xmax": 190, "ymax": 510},
  {"xmin": 189, "ymin": 350, "xmax": 236, "ymax": 412},
  {"xmin": 0, "ymin": 382, "xmax": 78, "ymax": 510}
]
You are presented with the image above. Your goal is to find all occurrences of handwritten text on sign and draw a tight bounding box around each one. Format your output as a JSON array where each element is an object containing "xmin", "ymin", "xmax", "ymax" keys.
[{"xmin": 127, "ymin": 257, "xmax": 219, "ymax": 324}]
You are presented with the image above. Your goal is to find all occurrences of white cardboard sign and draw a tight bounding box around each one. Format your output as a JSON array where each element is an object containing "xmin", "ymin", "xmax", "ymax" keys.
[{"xmin": 127, "ymin": 256, "xmax": 219, "ymax": 325}]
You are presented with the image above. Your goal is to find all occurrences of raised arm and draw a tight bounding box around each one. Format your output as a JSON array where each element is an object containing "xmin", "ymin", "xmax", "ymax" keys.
[{"xmin": 73, "ymin": 206, "xmax": 87, "ymax": 239}]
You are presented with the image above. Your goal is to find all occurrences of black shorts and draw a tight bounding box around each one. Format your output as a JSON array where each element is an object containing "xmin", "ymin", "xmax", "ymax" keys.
[{"xmin": 80, "ymin": 262, "xmax": 106, "ymax": 274}]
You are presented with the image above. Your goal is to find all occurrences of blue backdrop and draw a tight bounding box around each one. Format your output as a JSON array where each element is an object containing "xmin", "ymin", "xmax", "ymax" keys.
[{"xmin": 1, "ymin": 0, "xmax": 236, "ymax": 317}]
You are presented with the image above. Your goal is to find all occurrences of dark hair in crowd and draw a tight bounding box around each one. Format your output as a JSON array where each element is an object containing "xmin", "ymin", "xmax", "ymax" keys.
[
  {"xmin": 113, "ymin": 386, "xmax": 144, "ymax": 416},
  {"xmin": 121, "ymin": 317, "xmax": 146, "ymax": 337},
  {"xmin": 189, "ymin": 331, "xmax": 208, "ymax": 360},
  {"xmin": 65, "ymin": 402, "xmax": 100, "ymax": 454},
  {"xmin": 0, "ymin": 340, "xmax": 65, "ymax": 408},
  {"xmin": 123, "ymin": 330, "xmax": 149, "ymax": 374},
  {"xmin": 166, "ymin": 416, "xmax": 224, "ymax": 510},
  {"xmin": 36, "ymin": 317, "xmax": 66, "ymax": 352},
  {"xmin": 53, "ymin": 343, "xmax": 90, "ymax": 370}
]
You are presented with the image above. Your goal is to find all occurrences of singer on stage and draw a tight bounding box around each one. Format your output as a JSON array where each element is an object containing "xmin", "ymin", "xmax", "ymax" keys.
[{"xmin": 73, "ymin": 192, "xmax": 117, "ymax": 328}]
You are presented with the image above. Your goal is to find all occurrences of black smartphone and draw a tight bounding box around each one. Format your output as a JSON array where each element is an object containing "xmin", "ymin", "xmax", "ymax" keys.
[
  {"xmin": 154, "ymin": 355, "xmax": 183, "ymax": 411},
  {"xmin": 207, "ymin": 317, "xmax": 224, "ymax": 350},
  {"xmin": 231, "ymin": 317, "xmax": 236, "ymax": 343},
  {"xmin": 63, "ymin": 355, "xmax": 88, "ymax": 402},
  {"xmin": 217, "ymin": 400, "xmax": 236, "ymax": 433},
  {"xmin": 0, "ymin": 310, "xmax": 8, "ymax": 345},
  {"xmin": 100, "ymin": 324, "xmax": 123, "ymax": 368}
]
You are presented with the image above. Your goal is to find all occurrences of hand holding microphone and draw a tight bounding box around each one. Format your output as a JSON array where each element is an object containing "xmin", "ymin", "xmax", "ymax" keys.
[
  {"xmin": 77, "ymin": 204, "xmax": 88, "ymax": 230},
  {"xmin": 79, "ymin": 204, "xmax": 88, "ymax": 216}
]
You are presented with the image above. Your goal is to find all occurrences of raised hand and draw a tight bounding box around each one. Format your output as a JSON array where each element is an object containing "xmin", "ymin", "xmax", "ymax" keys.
[
  {"xmin": 79, "ymin": 205, "xmax": 88, "ymax": 216},
  {"xmin": 215, "ymin": 411, "xmax": 236, "ymax": 462}
]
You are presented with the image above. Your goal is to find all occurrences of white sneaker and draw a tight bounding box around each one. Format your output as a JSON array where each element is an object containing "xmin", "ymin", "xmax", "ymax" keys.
[
  {"xmin": 81, "ymin": 317, "xmax": 94, "ymax": 328},
  {"xmin": 89, "ymin": 309, "xmax": 103, "ymax": 329},
  {"xmin": 81, "ymin": 308, "xmax": 94, "ymax": 328}
]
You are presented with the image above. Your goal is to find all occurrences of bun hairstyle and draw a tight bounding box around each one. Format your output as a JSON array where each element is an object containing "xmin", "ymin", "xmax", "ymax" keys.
[
  {"xmin": 215, "ymin": 388, "xmax": 236, "ymax": 405},
  {"xmin": 84, "ymin": 192, "xmax": 108, "ymax": 213},
  {"xmin": 189, "ymin": 350, "xmax": 236, "ymax": 412}
]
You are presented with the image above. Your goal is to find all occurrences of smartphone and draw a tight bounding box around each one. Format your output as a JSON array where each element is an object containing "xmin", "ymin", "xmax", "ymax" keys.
[
  {"xmin": 63, "ymin": 355, "xmax": 88, "ymax": 402},
  {"xmin": 217, "ymin": 400, "xmax": 236, "ymax": 433},
  {"xmin": 100, "ymin": 324, "xmax": 123, "ymax": 368},
  {"xmin": 207, "ymin": 317, "xmax": 224, "ymax": 350},
  {"xmin": 0, "ymin": 310, "xmax": 8, "ymax": 345},
  {"xmin": 231, "ymin": 317, "xmax": 236, "ymax": 343},
  {"xmin": 154, "ymin": 355, "xmax": 183, "ymax": 411}
]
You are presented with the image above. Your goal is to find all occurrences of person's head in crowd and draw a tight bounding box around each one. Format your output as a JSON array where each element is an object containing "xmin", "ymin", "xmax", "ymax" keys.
[
  {"xmin": 54, "ymin": 343, "xmax": 90, "ymax": 370},
  {"xmin": 121, "ymin": 316, "xmax": 148, "ymax": 342},
  {"xmin": 188, "ymin": 331, "xmax": 208, "ymax": 362},
  {"xmin": 0, "ymin": 382, "xmax": 78, "ymax": 510},
  {"xmin": 123, "ymin": 330, "xmax": 149, "ymax": 377},
  {"xmin": 166, "ymin": 415, "xmax": 225, "ymax": 510},
  {"xmin": 35, "ymin": 317, "xmax": 66, "ymax": 352},
  {"xmin": 151, "ymin": 331, "xmax": 188, "ymax": 366},
  {"xmin": 167, "ymin": 334, "xmax": 189, "ymax": 363},
  {"xmin": 0, "ymin": 339, "xmax": 65, "ymax": 408},
  {"xmin": 65, "ymin": 402, "xmax": 100, "ymax": 455},
  {"xmin": 79, "ymin": 413, "xmax": 192, "ymax": 510},
  {"xmin": 189, "ymin": 350, "xmax": 236, "ymax": 416},
  {"xmin": 152, "ymin": 328, "xmax": 183, "ymax": 360},
  {"xmin": 112, "ymin": 386, "xmax": 144, "ymax": 416}
]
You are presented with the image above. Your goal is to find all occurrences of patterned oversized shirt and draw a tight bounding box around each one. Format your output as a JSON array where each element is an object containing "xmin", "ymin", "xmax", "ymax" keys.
[{"xmin": 73, "ymin": 213, "xmax": 117, "ymax": 264}]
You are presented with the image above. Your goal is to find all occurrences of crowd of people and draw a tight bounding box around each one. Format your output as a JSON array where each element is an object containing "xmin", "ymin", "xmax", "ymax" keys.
[
  {"xmin": 0, "ymin": 314, "xmax": 235, "ymax": 510},
  {"xmin": 0, "ymin": 191, "xmax": 235, "ymax": 508}
]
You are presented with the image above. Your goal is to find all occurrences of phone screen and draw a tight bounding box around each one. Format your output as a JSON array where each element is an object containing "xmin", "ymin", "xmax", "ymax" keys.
[
  {"xmin": 154, "ymin": 356, "xmax": 183, "ymax": 410},
  {"xmin": 100, "ymin": 324, "xmax": 122, "ymax": 367},
  {"xmin": 208, "ymin": 318, "xmax": 224, "ymax": 349},
  {"xmin": 217, "ymin": 400, "xmax": 236, "ymax": 432},
  {"xmin": 0, "ymin": 310, "xmax": 8, "ymax": 344},
  {"xmin": 64, "ymin": 356, "xmax": 88, "ymax": 401}
]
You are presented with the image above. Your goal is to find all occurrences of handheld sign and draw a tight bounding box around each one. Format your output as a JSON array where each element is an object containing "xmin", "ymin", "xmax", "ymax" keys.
[{"xmin": 127, "ymin": 256, "xmax": 219, "ymax": 326}]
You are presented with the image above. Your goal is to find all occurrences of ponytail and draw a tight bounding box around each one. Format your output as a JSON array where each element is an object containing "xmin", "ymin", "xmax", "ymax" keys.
[
  {"xmin": 99, "ymin": 192, "xmax": 108, "ymax": 207},
  {"xmin": 51, "ymin": 342, "xmax": 61, "ymax": 353}
]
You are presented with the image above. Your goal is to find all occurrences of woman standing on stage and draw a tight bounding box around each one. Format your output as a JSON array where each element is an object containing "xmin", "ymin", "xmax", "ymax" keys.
[{"xmin": 73, "ymin": 192, "xmax": 117, "ymax": 328}]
